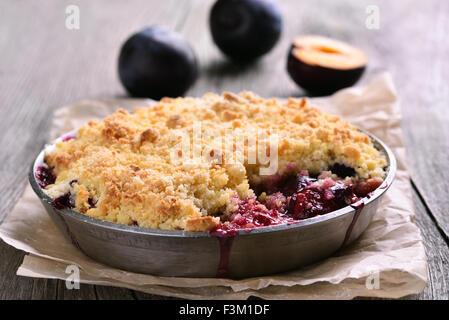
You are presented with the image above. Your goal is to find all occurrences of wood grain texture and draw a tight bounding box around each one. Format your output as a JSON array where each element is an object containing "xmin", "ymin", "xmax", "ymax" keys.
[
  {"xmin": 0, "ymin": 0, "xmax": 448, "ymax": 299},
  {"xmin": 410, "ymin": 185, "xmax": 449, "ymax": 299}
]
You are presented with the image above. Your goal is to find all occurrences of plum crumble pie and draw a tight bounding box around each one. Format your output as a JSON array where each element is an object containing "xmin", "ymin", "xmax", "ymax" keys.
[{"xmin": 38, "ymin": 92, "xmax": 387, "ymax": 232}]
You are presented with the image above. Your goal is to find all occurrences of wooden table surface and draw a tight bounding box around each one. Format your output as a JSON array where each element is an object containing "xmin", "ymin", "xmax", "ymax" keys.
[{"xmin": 1, "ymin": 0, "xmax": 448, "ymax": 299}]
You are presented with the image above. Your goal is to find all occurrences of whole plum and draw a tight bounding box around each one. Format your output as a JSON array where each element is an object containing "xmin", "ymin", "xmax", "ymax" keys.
[
  {"xmin": 209, "ymin": 0, "xmax": 282, "ymax": 62},
  {"xmin": 118, "ymin": 26, "xmax": 198, "ymax": 99}
]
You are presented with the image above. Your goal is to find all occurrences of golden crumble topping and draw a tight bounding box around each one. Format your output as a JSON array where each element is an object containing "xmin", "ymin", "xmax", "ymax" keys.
[{"xmin": 44, "ymin": 92, "xmax": 387, "ymax": 231}]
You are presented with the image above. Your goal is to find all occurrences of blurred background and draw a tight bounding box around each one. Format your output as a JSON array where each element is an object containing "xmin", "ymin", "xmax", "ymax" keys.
[{"xmin": 1, "ymin": 0, "xmax": 443, "ymax": 100}]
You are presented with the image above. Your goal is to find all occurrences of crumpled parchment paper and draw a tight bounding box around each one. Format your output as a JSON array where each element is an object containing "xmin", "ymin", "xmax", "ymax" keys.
[{"xmin": 0, "ymin": 73, "xmax": 427, "ymax": 299}]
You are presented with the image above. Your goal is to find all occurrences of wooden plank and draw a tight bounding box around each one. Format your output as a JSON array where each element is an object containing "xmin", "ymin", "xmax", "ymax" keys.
[
  {"xmin": 394, "ymin": 2, "xmax": 449, "ymax": 240},
  {"xmin": 95, "ymin": 286, "xmax": 135, "ymax": 300},
  {"xmin": 0, "ymin": 241, "xmax": 35, "ymax": 299},
  {"xmin": 405, "ymin": 185, "xmax": 449, "ymax": 299},
  {"xmin": 31, "ymin": 279, "xmax": 59, "ymax": 300},
  {"xmin": 133, "ymin": 291, "xmax": 180, "ymax": 300},
  {"xmin": 56, "ymin": 281, "xmax": 97, "ymax": 300}
]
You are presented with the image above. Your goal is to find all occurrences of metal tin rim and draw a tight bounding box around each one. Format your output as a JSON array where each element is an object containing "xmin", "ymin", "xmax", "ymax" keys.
[{"xmin": 29, "ymin": 128, "xmax": 396, "ymax": 239}]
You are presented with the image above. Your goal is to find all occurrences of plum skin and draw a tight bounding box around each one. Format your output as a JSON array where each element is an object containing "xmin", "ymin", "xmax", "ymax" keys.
[
  {"xmin": 287, "ymin": 45, "xmax": 366, "ymax": 95},
  {"xmin": 118, "ymin": 26, "xmax": 198, "ymax": 99},
  {"xmin": 209, "ymin": 0, "xmax": 282, "ymax": 62}
]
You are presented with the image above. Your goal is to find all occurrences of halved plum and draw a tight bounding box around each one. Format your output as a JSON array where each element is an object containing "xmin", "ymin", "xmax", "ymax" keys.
[{"xmin": 287, "ymin": 35, "xmax": 367, "ymax": 94}]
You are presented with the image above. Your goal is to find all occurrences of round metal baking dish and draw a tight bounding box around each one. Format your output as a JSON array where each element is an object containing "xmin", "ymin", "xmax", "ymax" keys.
[{"xmin": 29, "ymin": 129, "xmax": 396, "ymax": 279}]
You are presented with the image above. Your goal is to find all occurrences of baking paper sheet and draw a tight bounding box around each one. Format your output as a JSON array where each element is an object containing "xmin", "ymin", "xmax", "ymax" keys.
[{"xmin": 0, "ymin": 73, "xmax": 427, "ymax": 299}]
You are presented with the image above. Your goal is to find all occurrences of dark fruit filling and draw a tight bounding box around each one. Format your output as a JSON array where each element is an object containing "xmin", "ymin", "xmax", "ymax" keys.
[
  {"xmin": 329, "ymin": 163, "xmax": 356, "ymax": 178},
  {"xmin": 287, "ymin": 180, "xmax": 357, "ymax": 220},
  {"xmin": 88, "ymin": 197, "xmax": 97, "ymax": 208},
  {"xmin": 217, "ymin": 196, "xmax": 293, "ymax": 233},
  {"xmin": 35, "ymin": 166, "xmax": 56, "ymax": 188},
  {"xmin": 52, "ymin": 192, "xmax": 75, "ymax": 210},
  {"xmin": 61, "ymin": 135, "xmax": 75, "ymax": 142},
  {"xmin": 253, "ymin": 172, "xmax": 317, "ymax": 197},
  {"xmin": 37, "ymin": 170, "xmax": 97, "ymax": 211},
  {"xmin": 69, "ymin": 179, "xmax": 78, "ymax": 187},
  {"xmin": 215, "ymin": 166, "xmax": 383, "ymax": 233},
  {"xmin": 354, "ymin": 178, "xmax": 383, "ymax": 197}
]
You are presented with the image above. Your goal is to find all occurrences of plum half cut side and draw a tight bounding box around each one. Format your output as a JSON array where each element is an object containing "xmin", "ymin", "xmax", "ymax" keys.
[{"xmin": 287, "ymin": 35, "xmax": 367, "ymax": 95}]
